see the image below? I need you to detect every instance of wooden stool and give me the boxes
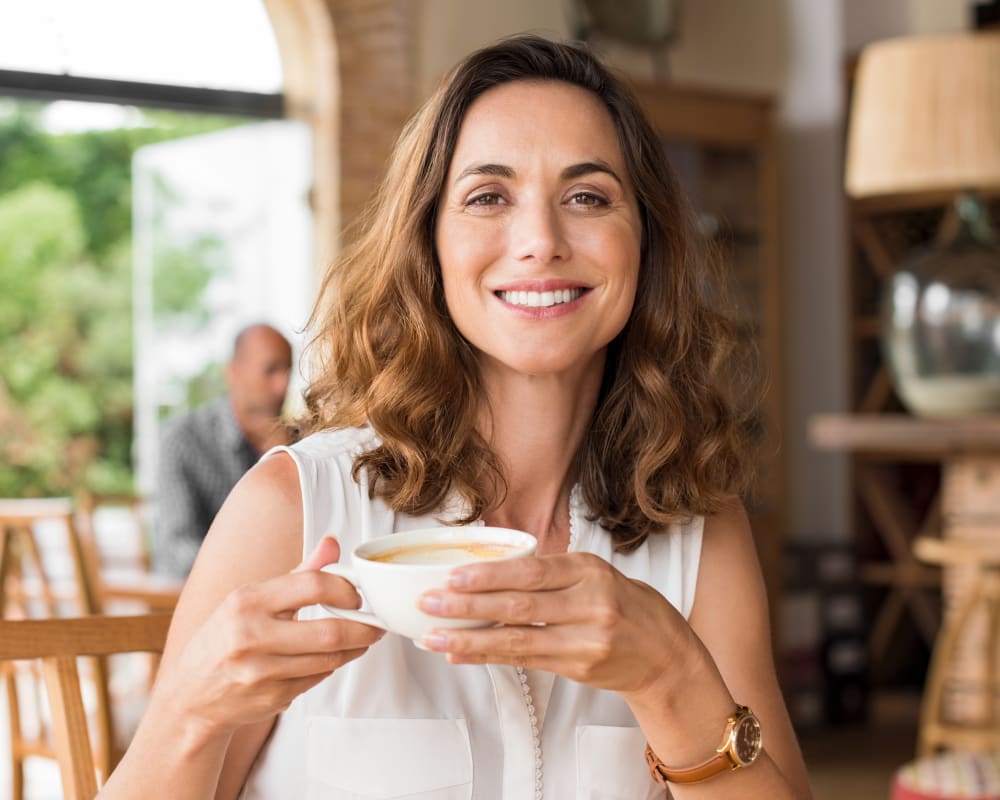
[914,536,1000,756]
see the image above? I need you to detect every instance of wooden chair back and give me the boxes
[0,498,101,618]
[0,614,171,800]
[75,491,154,574]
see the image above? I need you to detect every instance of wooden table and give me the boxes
[810,413,1000,720]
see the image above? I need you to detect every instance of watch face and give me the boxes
[733,714,763,766]
[733,714,761,767]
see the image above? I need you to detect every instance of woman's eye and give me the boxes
[466,192,504,206]
[568,191,608,207]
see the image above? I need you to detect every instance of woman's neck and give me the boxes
[477,355,603,554]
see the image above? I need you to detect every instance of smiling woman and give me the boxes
[307,39,757,548]
[436,81,641,383]
[98,34,812,800]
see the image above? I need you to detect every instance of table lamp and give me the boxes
[845,33,1000,415]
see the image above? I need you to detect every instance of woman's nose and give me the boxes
[510,201,570,264]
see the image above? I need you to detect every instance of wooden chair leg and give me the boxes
[42,656,98,800]
[5,667,24,800]
[89,655,114,782]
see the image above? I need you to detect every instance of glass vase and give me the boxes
[882,193,1000,416]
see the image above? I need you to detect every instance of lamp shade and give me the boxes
[845,33,1000,198]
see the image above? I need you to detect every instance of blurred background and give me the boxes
[2,1,999,798]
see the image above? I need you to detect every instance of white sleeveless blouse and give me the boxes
[240,427,699,799]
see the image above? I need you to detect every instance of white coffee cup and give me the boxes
[320,526,537,644]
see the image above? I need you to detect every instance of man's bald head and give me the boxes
[226,324,292,420]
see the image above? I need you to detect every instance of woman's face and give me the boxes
[435,80,642,380]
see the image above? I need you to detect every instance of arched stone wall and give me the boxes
[264,0,417,273]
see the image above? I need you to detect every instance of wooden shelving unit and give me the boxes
[795,47,1000,697]
[839,191,1000,685]
[632,83,785,633]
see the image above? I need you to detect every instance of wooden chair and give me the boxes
[0,614,171,800]
[0,498,101,617]
[75,491,154,574]
[0,499,107,800]
[74,491,182,614]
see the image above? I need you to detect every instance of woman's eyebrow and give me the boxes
[453,160,623,187]
[454,163,514,183]
[561,160,623,186]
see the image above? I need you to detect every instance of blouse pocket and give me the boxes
[576,725,666,799]
[306,717,473,800]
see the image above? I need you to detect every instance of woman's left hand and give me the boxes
[418,552,690,698]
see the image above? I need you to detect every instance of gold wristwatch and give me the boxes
[644,705,763,785]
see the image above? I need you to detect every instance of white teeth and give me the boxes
[498,288,584,308]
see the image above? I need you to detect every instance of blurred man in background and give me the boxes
[154,323,294,577]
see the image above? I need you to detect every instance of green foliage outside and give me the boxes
[0,101,247,498]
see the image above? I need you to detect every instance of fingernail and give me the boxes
[448,570,470,589]
[419,592,444,614]
[422,632,449,651]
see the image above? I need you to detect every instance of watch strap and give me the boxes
[645,744,734,785]
[644,705,760,786]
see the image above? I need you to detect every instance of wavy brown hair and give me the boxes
[302,35,760,551]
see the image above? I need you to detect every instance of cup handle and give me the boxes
[319,564,389,631]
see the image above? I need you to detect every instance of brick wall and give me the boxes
[327,0,418,235]
[267,0,418,270]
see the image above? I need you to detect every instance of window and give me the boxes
[0,2,312,499]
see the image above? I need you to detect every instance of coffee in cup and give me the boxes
[320,526,536,644]
[366,540,524,565]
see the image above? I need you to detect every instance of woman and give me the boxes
[103,35,811,799]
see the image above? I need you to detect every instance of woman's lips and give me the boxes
[492,286,592,318]
[494,287,587,309]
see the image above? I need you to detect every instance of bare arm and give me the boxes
[171,452,302,799]
[100,452,383,799]
[629,501,812,798]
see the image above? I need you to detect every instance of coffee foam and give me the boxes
[367,541,520,565]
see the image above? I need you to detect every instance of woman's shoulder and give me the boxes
[689,499,764,626]
[255,427,381,513]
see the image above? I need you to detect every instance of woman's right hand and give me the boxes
[152,536,384,740]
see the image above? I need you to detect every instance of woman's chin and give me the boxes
[479,349,605,382]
